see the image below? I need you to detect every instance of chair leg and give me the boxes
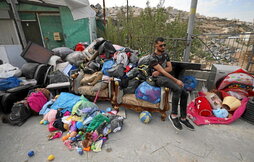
[112,105,119,111]
[161,112,167,121]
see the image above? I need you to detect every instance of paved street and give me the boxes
[1,101,254,162]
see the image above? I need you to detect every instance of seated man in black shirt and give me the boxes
[149,37,194,131]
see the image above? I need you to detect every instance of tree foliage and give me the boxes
[102,5,201,61]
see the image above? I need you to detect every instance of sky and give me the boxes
[90,0,254,22]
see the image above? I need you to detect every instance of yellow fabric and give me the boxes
[78,85,109,98]
[122,94,160,108]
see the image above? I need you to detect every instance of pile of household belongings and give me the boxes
[78,37,142,95]
[53,37,161,104]
[187,68,254,125]
[39,92,124,153]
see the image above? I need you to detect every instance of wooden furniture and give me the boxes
[73,71,113,102]
[111,80,170,121]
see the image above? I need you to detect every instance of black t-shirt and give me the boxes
[149,52,170,69]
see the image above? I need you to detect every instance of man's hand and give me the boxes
[176,79,184,88]
[152,71,161,77]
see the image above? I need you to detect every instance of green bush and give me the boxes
[102,5,201,61]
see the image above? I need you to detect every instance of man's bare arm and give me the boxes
[152,61,172,76]
[153,64,184,87]
[165,61,172,72]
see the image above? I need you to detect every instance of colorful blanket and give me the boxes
[218,69,254,98]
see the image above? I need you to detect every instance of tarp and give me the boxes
[26,0,96,20]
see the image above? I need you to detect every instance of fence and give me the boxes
[193,33,254,72]
[122,33,254,72]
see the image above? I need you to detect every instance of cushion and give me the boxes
[78,85,109,98]
[122,94,160,109]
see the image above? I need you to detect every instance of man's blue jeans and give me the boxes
[154,76,188,118]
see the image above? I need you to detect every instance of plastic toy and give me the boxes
[106,107,112,112]
[70,137,77,142]
[83,146,91,152]
[76,121,84,130]
[77,147,83,155]
[70,131,77,137]
[64,140,73,150]
[78,131,83,135]
[62,133,70,142]
[47,154,55,161]
[27,150,34,157]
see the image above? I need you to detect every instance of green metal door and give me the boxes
[38,14,65,50]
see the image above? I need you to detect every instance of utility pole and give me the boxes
[126,0,129,23]
[103,0,106,25]
[183,0,198,62]
[7,0,27,48]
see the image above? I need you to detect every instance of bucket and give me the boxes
[222,96,241,111]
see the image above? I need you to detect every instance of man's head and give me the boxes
[155,37,166,53]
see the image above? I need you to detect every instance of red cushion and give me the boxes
[195,96,213,117]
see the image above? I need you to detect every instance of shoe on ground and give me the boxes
[168,115,182,131]
[180,118,195,131]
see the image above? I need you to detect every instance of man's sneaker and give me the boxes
[168,115,182,131]
[180,119,195,131]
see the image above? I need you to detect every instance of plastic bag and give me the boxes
[8,100,32,126]
[135,81,161,104]
[52,47,74,59]
[181,75,198,91]
[101,60,114,76]
[0,63,21,78]
[48,70,69,84]
[71,95,99,117]
[65,51,85,66]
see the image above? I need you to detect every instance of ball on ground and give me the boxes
[139,111,152,124]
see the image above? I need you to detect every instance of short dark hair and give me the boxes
[155,37,165,43]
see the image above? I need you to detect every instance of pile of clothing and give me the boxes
[187,68,254,125]
[39,92,124,153]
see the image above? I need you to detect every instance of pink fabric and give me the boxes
[187,97,249,125]
[43,109,57,122]
[27,92,48,112]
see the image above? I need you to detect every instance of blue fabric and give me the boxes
[135,81,161,104]
[39,100,54,115]
[213,108,229,118]
[181,75,198,91]
[0,76,21,91]
[101,59,114,76]
[50,92,81,113]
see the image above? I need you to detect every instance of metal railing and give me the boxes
[192,33,254,72]
[114,33,254,72]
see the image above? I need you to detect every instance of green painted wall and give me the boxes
[1,2,92,49]
[38,15,65,49]
[59,7,90,48]
[19,12,36,21]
